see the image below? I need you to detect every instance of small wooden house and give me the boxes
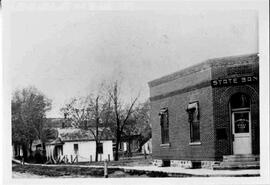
[45,128,113,163]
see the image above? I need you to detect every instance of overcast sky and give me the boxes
[6,8,258,118]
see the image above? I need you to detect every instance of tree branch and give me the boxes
[120,96,138,133]
[88,127,96,139]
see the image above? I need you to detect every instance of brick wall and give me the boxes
[150,85,215,161]
[149,54,259,163]
[211,56,259,159]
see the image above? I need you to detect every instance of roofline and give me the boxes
[45,139,113,145]
[148,53,258,88]
[62,139,113,142]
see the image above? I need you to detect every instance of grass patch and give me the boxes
[12,155,158,178]
[12,164,109,177]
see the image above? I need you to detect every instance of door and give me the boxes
[232,111,251,154]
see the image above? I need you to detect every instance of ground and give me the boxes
[12,171,47,178]
[12,154,260,178]
[12,155,152,178]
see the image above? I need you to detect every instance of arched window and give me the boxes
[230,93,250,110]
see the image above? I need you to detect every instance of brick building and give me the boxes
[148,54,259,169]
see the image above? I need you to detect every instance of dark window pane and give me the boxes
[231,93,250,109]
[160,109,169,144]
[234,112,249,133]
[74,144,78,154]
[191,122,200,142]
[187,102,200,142]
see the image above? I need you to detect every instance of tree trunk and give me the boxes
[22,144,28,161]
[42,142,46,153]
[13,143,17,157]
[114,140,119,161]
[41,142,46,163]
[128,137,132,157]
[95,96,99,162]
[114,130,120,161]
[95,140,98,162]
[138,138,144,153]
[29,141,33,158]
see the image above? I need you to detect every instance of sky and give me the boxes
[5,7,258,118]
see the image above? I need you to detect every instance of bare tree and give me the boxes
[123,100,151,153]
[108,81,139,161]
[60,93,112,162]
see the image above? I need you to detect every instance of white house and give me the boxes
[45,128,113,163]
[141,138,152,155]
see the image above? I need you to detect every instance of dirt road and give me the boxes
[12,171,47,178]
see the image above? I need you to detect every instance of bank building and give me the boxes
[148,54,259,169]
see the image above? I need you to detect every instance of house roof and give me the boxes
[46,127,114,145]
[58,128,95,141]
[58,127,114,141]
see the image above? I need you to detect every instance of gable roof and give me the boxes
[57,127,114,142]
[46,127,114,145]
[58,128,95,141]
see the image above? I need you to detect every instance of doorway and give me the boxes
[230,93,252,154]
[232,111,251,154]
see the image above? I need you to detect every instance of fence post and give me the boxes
[71,155,73,163]
[104,160,108,178]
[108,154,110,162]
[90,155,92,163]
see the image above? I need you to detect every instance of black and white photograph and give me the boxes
[1,0,269,185]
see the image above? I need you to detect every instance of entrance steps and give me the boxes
[213,154,260,170]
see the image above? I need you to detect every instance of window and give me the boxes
[159,108,169,144]
[230,93,250,109]
[230,93,250,110]
[234,112,250,133]
[97,143,103,154]
[187,102,200,143]
[74,144,78,154]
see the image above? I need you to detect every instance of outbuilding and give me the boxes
[148,54,259,169]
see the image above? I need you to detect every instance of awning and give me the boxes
[187,102,198,110]
[187,102,199,121]
[159,107,168,115]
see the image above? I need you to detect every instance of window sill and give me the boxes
[160,143,170,148]
[189,142,201,146]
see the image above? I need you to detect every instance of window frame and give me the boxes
[159,107,170,144]
[186,101,200,143]
[73,143,79,154]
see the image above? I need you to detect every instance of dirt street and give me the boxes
[12,171,47,178]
